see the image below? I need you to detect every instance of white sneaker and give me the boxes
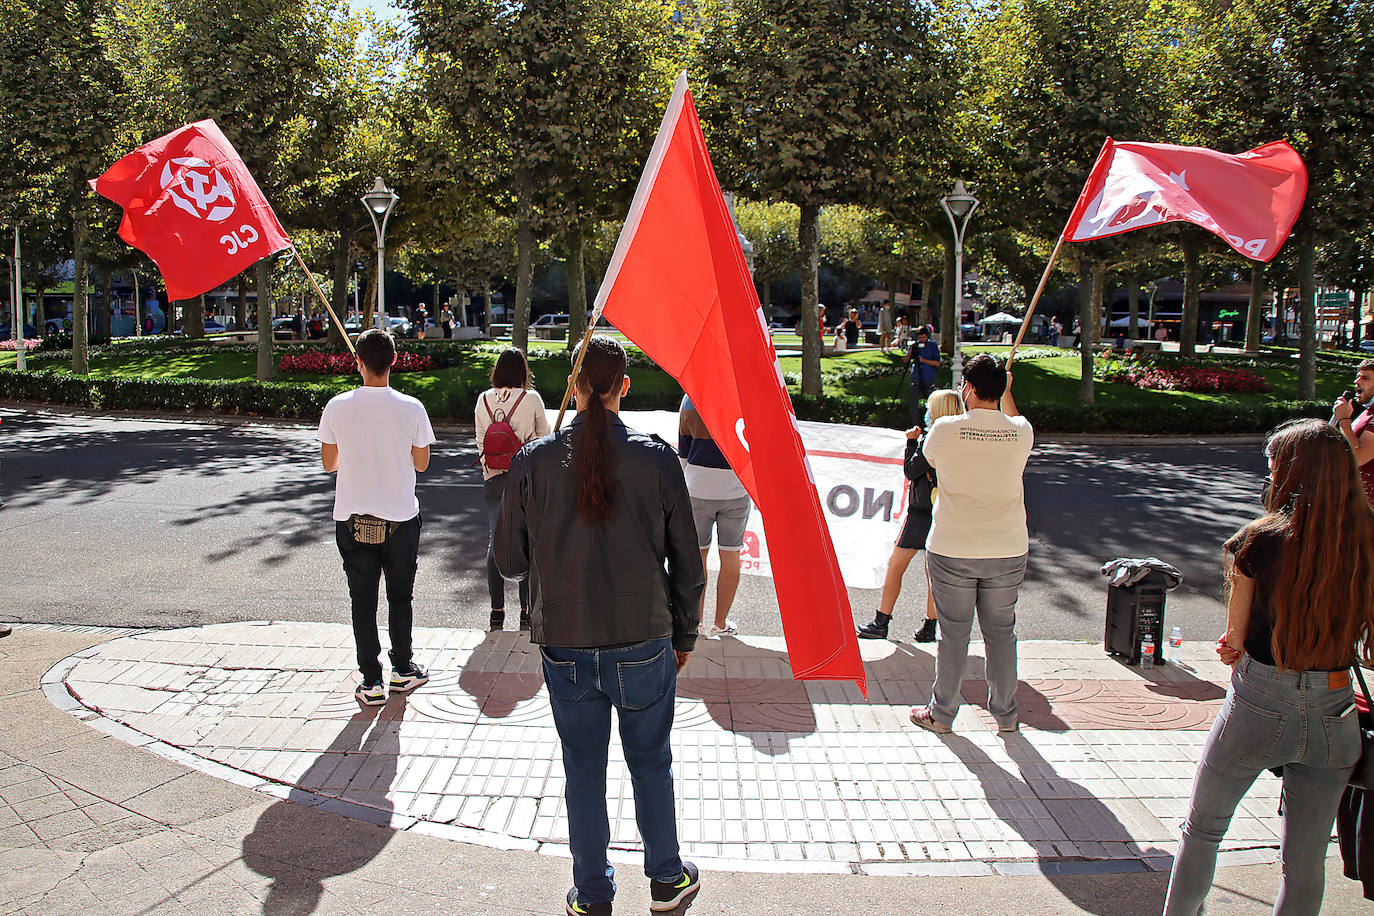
[699,619,739,639]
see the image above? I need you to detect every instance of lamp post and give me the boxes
[360,177,399,328]
[940,179,979,390]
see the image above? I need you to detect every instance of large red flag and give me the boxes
[595,73,865,693]
[90,119,291,300]
[1064,139,1307,262]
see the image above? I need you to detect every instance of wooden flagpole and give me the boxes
[554,318,599,432]
[291,247,356,355]
[1007,233,1066,366]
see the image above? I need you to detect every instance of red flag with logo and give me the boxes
[594,73,865,694]
[89,119,291,300]
[1064,139,1306,262]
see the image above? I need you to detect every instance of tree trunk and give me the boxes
[565,219,587,350]
[1126,271,1140,341]
[512,174,534,353]
[72,202,89,375]
[798,201,822,396]
[1297,227,1316,399]
[235,272,248,332]
[1090,261,1107,345]
[483,281,493,338]
[1078,258,1094,405]
[329,232,350,349]
[184,295,204,339]
[761,282,772,314]
[941,240,956,355]
[256,258,274,381]
[1180,236,1200,358]
[361,258,376,330]
[921,274,937,330]
[1245,261,1264,353]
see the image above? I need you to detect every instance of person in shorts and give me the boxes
[679,394,752,638]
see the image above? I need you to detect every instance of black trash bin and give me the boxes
[1104,572,1169,666]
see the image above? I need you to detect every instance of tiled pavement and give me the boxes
[38,621,1279,876]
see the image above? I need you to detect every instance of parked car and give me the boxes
[532,313,571,328]
[271,317,296,340]
[0,323,40,340]
[388,316,415,338]
[202,319,226,333]
[43,318,71,335]
[1358,339,1374,354]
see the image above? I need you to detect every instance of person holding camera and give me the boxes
[496,336,704,916]
[1164,419,1374,915]
[318,329,435,706]
[909,354,1032,735]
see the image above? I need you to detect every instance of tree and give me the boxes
[159,0,332,379]
[0,0,123,374]
[696,0,955,395]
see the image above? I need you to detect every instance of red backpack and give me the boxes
[479,390,529,471]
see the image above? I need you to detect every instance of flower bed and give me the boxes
[0,338,41,351]
[1097,361,1270,393]
[279,350,434,375]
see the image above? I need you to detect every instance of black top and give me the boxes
[842,318,861,348]
[495,412,705,652]
[1225,525,1354,671]
[1225,527,1282,666]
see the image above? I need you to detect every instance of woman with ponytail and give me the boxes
[494,335,705,916]
[1164,418,1374,915]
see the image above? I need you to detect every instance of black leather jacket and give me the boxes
[495,412,704,652]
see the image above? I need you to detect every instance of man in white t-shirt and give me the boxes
[318,329,437,706]
[909,353,1033,735]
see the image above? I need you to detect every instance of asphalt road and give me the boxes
[0,407,1264,646]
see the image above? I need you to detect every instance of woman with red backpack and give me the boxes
[477,348,549,631]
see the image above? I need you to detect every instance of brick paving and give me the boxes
[37,621,1280,877]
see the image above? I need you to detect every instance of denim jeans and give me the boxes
[484,475,528,611]
[1164,656,1362,915]
[541,637,683,905]
[925,552,1028,728]
[335,514,420,682]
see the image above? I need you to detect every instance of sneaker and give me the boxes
[857,614,891,640]
[354,679,386,706]
[0,623,11,639]
[699,620,738,639]
[519,609,531,631]
[489,610,505,631]
[565,887,611,916]
[389,662,429,692]
[913,618,937,643]
[650,861,700,912]
[998,718,1020,734]
[909,705,952,734]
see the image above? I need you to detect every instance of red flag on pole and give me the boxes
[1063,139,1307,262]
[594,73,865,694]
[90,119,291,300]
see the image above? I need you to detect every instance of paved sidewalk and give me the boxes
[3,624,1369,915]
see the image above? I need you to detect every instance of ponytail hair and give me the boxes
[572,336,626,524]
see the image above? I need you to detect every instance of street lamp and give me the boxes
[361,177,399,328]
[940,179,979,390]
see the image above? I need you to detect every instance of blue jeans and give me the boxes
[1164,656,1362,915]
[541,637,683,905]
[926,552,1027,728]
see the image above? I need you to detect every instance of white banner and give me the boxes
[546,409,909,589]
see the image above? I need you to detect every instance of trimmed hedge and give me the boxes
[0,368,343,418]
[0,367,1330,434]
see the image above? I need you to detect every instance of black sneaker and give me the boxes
[389,661,429,692]
[650,861,699,912]
[490,610,505,631]
[519,609,531,631]
[857,614,890,640]
[0,623,13,638]
[913,618,937,643]
[565,887,611,915]
[354,679,386,706]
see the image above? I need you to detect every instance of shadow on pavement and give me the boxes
[945,729,1170,916]
[242,699,403,915]
[458,628,544,718]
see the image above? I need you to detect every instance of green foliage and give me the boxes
[0,368,341,417]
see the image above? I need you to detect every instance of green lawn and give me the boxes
[3,341,1353,421]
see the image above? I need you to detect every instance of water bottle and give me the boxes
[1141,633,1156,670]
[1169,626,1183,656]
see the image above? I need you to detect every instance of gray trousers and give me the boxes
[926,552,1028,728]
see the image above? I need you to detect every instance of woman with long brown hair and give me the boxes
[494,336,705,916]
[1164,418,1374,915]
